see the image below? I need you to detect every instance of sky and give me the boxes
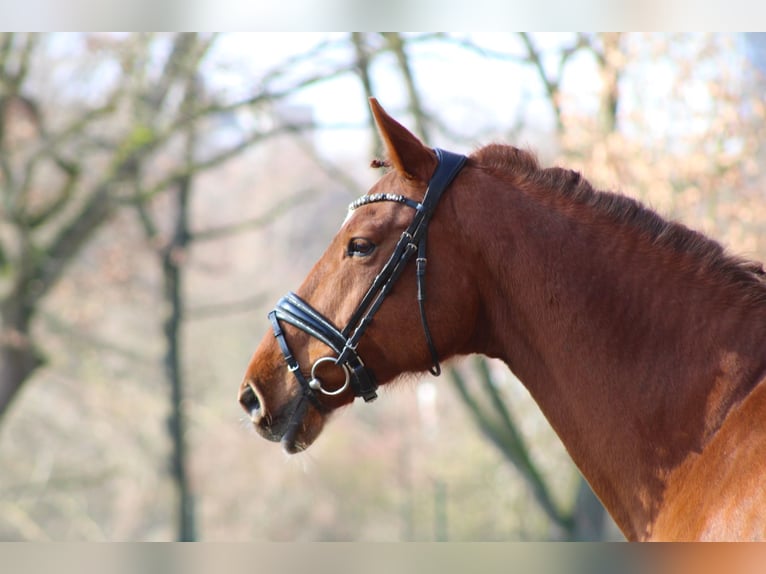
[201,33,580,162]
[199,33,758,166]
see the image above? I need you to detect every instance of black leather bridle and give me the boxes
[268,148,467,412]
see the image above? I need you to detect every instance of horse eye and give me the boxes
[347,237,376,257]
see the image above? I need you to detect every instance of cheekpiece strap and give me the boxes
[268,146,467,409]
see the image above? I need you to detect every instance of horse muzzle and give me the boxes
[238,378,323,453]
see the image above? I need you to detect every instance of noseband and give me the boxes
[269,148,467,410]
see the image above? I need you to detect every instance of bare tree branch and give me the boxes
[292,133,368,197]
[191,187,315,242]
[39,310,157,369]
[257,35,349,88]
[20,162,80,229]
[186,294,268,320]
[0,34,14,78]
[518,33,564,134]
[351,33,380,157]
[21,96,119,175]
[448,360,574,534]
[384,33,430,141]
[430,33,529,63]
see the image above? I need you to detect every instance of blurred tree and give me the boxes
[0,34,203,421]
[0,32,337,424]
[0,33,221,539]
[449,359,607,540]
[131,60,206,541]
[116,34,380,541]
[0,32,348,540]
[0,34,141,419]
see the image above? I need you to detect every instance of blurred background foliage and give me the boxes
[0,32,764,541]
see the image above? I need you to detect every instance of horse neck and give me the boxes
[457,174,766,539]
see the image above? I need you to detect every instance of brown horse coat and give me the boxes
[240,99,766,541]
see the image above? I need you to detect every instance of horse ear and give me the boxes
[369,98,436,181]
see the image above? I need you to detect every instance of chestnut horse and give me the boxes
[239,99,766,541]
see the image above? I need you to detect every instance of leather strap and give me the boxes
[268,147,467,408]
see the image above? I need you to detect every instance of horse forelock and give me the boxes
[471,143,766,306]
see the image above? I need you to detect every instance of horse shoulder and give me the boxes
[650,377,766,541]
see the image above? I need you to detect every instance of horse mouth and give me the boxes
[280,396,312,454]
[242,389,322,454]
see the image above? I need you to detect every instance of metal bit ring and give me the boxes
[308,356,351,396]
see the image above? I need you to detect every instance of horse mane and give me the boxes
[471,143,766,305]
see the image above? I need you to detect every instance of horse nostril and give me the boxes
[239,383,261,418]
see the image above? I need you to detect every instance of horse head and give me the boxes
[238,99,481,453]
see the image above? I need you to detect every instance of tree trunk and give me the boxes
[570,477,608,540]
[0,295,43,420]
[161,173,196,541]
[597,33,622,134]
[0,334,42,420]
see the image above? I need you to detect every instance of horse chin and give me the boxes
[281,430,310,455]
[278,396,325,455]
[280,422,323,455]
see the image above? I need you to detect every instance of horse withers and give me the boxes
[239,98,766,541]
